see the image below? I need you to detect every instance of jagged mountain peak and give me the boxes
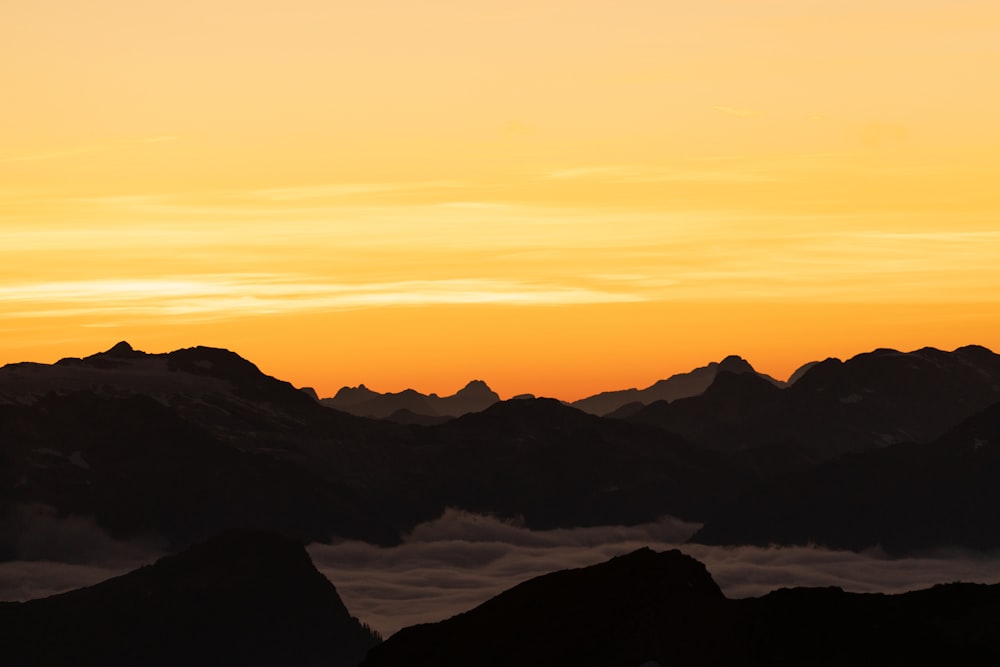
[323,379,499,419]
[103,340,137,356]
[717,354,755,373]
[458,379,493,394]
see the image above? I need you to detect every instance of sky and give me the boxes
[3,0,1000,400]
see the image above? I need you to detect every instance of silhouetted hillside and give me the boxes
[406,398,749,529]
[363,548,1000,666]
[572,355,783,416]
[691,399,1000,553]
[0,531,379,666]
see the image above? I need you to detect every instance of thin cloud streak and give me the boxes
[0,276,644,320]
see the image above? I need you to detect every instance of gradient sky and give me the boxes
[3,0,1000,400]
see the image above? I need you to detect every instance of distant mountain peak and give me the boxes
[573,354,775,416]
[718,354,754,373]
[94,341,145,360]
[324,379,499,419]
[458,379,493,394]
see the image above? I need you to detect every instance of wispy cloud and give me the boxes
[0,275,644,321]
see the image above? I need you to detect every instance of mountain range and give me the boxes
[322,380,499,421]
[620,345,1000,456]
[3,341,1000,557]
[320,353,788,420]
[5,340,1000,663]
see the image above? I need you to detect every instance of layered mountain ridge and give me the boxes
[322,379,500,419]
[3,341,1000,557]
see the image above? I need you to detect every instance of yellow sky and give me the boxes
[3,0,1000,400]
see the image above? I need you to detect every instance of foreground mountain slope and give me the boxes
[363,548,1000,666]
[0,530,379,667]
[690,399,1000,553]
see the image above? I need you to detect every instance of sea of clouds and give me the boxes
[308,509,1000,637]
[2,507,998,638]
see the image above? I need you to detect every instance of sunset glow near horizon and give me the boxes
[3,1,1000,400]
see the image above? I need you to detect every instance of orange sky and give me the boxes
[3,0,1000,400]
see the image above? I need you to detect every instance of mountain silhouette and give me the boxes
[405,398,748,529]
[0,530,379,666]
[571,355,784,416]
[0,345,746,557]
[5,342,1000,558]
[322,379,499,419]
[690,398,1000,553]
[0,343,410,550]
[624,345,1000,458]
[363,547,1000,666]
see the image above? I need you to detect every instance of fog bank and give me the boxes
[309,510,1000,637]
[2,508,998,640]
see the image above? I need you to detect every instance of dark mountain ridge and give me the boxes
[690,397,1000,553]
[625,345,1000,457]
[364,547,1000,666]
[4,341,1000,558]
[0,344,752,558]
[0,530,379,666]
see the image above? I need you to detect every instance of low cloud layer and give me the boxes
[2,508,998,640]
[0,503,165,601]
[308,509,1000,637]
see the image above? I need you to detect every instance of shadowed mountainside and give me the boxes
[406,397,748,530]
[363,547,1000,666]
[0,530,379,667]
[690,398,1000,553]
